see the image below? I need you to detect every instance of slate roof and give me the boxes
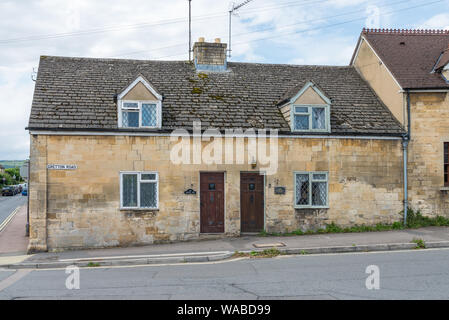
[277,79,330,106]
[28,55,404,136]
[355,28,449,89]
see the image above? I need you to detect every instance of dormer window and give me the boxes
[293,105,329,131]
[278,80,331,133]
[117,75,162,129]
[121,101,159,128]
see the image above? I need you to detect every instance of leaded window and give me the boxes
[445,143,449,186]
[292,105,329,132]
[294,172,328,208]
[120,101,160,128]
[121,172,158,209]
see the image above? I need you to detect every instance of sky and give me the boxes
[0,0,448,160]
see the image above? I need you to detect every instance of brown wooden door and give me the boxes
[241,172,264,233]
[200,173,225,233]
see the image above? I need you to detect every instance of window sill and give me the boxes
[120,208,159,211]
[294,206,329,210]
[440,187,449,192]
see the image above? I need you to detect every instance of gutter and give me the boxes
[27,129,404,140]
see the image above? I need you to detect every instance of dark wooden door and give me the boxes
[241,172,264,232]
[200,173,225,233]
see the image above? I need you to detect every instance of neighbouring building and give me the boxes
[27,36,411,252]
[351,28,449,217]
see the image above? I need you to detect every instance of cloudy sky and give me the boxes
[0,0,448,160]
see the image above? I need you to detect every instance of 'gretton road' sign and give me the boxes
[47,164,77,170]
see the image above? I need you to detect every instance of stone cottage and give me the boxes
[351,28,449,218]
[27,36,408,252]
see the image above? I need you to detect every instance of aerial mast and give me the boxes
[228,0,254,58]
[188,0,192,61]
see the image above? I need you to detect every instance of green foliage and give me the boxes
[87,262,100,267]
[0,160,25,169]
[250,248,281,258]
[234,248,282,258]
[405,208,449,228]
[0,167,23,187]
[258,208,449,238]
[411,238,426,249]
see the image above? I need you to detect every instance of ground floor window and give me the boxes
[120,172,158,209]
[445,143,449,186]
[294,172,328,208]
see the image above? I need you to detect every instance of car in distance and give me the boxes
[2,186,15,196]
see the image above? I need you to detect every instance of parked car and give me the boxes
[2,186,15,196]
[22,188,27,196]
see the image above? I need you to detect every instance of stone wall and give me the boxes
[408,92,449,216]
[28,135,404,251]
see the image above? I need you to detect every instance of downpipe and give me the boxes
[402,136,409,226]
[403,90,411,226]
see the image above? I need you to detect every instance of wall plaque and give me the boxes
[47,164,77,170]
[184,189,197,195]
[274,187,286,195]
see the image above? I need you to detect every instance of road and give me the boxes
[1,248,449,300]
[0,194,27,226]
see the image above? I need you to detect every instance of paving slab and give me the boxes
[5,226,446,268]
[0,205,28,255]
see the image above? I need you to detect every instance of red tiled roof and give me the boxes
[354,28,449,89]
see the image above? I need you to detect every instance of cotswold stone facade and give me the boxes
[28,36,408,252]
[29,134,403,251]
[408,93,449,216]
[352,28,449,219]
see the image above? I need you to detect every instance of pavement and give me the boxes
[1,224,449,269]
[0,204,29,266]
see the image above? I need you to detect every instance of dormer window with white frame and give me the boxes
[279,81,331,133]
[117,76,162,129]
[292,104,329,132]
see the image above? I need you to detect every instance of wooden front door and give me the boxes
[200,172,225,233]
[240,172,264,233]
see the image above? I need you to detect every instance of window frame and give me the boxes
[445,143,449,187]
[120,171,159,210]
[119,100,161,129]
[294,171,329,209]
[291,104,330,133]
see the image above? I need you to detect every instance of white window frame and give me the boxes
[117,76,163,129]
[119,100,161,129]
[294,171,329,209]
[291,104,330,133]
[120,171,159,210]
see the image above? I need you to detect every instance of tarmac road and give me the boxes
[0,194,26,227]
[1,248,449,300]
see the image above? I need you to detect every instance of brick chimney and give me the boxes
[193,38,227,71]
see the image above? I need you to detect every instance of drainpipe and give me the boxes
[403,90,411,226]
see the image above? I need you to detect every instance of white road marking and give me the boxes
[0,206,20,233]
[0,269,32,292]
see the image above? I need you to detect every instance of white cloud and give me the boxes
[0,0,439,159]
[418,13,449,30]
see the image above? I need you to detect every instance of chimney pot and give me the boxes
[193,38,227,72]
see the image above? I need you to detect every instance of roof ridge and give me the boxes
[362,28,449,35]
[228,61,352,68]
